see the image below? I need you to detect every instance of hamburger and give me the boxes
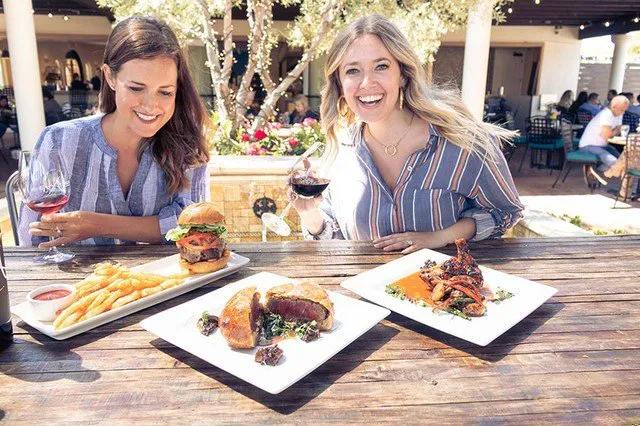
[165,202,230,274]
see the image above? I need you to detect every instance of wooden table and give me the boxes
[609,136,628,146]
[2,237,640,424]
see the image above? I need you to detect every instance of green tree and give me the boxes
[98,0,512,138]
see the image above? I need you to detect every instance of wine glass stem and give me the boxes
[279,201,293,219]
[47,237,59,255]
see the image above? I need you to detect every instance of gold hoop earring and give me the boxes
[399,88,404,110]
[337,96,350,118]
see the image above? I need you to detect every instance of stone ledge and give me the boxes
[209,155,318,176]
[519,208,592,237]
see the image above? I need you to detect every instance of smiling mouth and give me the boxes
[357,94,384,107]
[134,111,160,123]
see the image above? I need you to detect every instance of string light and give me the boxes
[48,12,53,18]
[604,21,610,27]
[579,24,585,30]
[63,15,69,21]
[507,7,513,14]
[534,0,540,4]
[634,17,640,23]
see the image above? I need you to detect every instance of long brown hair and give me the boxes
[99,15,209,194]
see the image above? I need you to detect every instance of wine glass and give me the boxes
[19,150,75,264]
[261,142,328,236]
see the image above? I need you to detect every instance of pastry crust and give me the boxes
[265,282,334,330]
[219,286,262,349]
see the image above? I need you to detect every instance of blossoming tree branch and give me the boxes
[98,0,512,151]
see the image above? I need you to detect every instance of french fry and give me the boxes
[86,290,110,312]
[81,290,122,320]
[58,311,83,329]
[111,290,142,310]
[53,291,101,329]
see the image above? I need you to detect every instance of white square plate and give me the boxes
[140,272,390,394]
[341,249,557,346]
[11,252,250,340]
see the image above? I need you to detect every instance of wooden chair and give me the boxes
[552,121,599,190]
[614,133,640,208]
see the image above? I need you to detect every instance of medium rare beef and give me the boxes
[266,298,328,323]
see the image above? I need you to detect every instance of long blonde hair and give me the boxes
[320,14,516,163]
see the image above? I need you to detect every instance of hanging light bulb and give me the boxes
[604,21,610,27]
[48,12,53,18]
[63,15,69,21]
[507,7,513,14]
[579,24,585,30]
[634,17,640,23]
[534,0,540,4]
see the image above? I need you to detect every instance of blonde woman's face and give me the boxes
[338,34,403,124]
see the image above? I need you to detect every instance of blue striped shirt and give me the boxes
[305,123,523,241]
[18,115,209,246]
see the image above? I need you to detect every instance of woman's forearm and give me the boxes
[299,209,326,235]
[434,218,476,247]
[95,213,164,244]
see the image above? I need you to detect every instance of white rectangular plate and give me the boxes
[11,252,250,340]
[140,272,390,394]
[341,249,557,346]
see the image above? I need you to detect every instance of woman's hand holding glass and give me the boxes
[29,211,103,248]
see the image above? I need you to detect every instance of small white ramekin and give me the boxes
[27,284,77,322]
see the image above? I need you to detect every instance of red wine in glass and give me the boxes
[291,177,330,198]
[26,194,69,215]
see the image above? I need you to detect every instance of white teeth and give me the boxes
[358,95,383,103]
[135,111,157,121]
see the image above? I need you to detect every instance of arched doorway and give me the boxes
[64,50,83,89]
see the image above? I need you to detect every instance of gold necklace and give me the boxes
[367,113,415,156]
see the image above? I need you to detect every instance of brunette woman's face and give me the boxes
[104,57,177,139]
[338,34,403,124]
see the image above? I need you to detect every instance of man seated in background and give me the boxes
[602,89,617,108]
[70,73,88,91]
[578,92,601,116]
[42,88,64,125]
[623,92,640,116]
[578,95,629,185]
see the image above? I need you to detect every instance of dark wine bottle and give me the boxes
[0,234,13,350]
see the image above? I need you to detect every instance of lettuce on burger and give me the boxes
[166,202,231,273]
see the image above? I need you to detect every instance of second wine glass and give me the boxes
[19,150,75,264]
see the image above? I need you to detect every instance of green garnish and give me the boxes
[494,288,514,304]
[201,311,212,321]
[443,307,471,321]
[165,223,228,241]
[262,313,319,341]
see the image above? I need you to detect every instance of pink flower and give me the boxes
[287,137,300,148]
[259,147,268,155]
[254,129,268,141]
[302,117,317,127]
[241,133,251,142]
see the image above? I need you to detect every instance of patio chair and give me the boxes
[70,90,88,113]
[622,111,639,132]
[614,133,640,208]
[552,121,599,190]
[576,110,594,127]
[5,170,20,245]
[522,116,563,171]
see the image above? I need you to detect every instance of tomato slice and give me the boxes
[177,231,220,251]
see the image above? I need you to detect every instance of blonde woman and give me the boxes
[291,14,523,253]
[557,90,574,113]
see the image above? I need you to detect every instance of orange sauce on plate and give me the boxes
[389,271,435,306]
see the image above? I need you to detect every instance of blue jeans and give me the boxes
[579,145,620,171]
